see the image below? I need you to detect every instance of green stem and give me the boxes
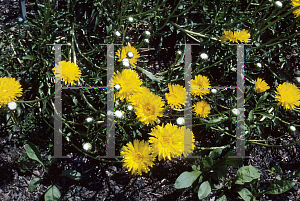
[79,90,98,112]
[16,94,55,103]
[249,139,300,148]
[259,5,300,34]
[244,0,254,12]
[155,0,183,33]
[171,22,219,41]
[42,117,121,163]
[245,91,254,103]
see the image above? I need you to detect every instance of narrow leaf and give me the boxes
[136,66,163,82]
[257,92,268,106]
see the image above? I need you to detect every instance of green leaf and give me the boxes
[248,110,254,123]
[255,112,273,120]
[44,184,61,201]
[22,55,34,60]
[202,158,213,171]
[216,194,227,201]
[224,151,243,168]
[265,180,295,195]
[28,178,41,192]
[174,171,201,189]
[235,165,261,185]
[59,169,81,181]
[273,163,283,175]
[256,92,269,106]
[136,66,163,82]
[237,188,254,201]
[25,142,44,167]
[216,165,227,183]
[209,148,223,160]
[198,181,211,199]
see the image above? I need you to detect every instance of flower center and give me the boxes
[170,93,177,99]
[162,137,171,147]
[144,104,155,115]
[127,51,134,58]
[281,91,293,102]
[134,152,143,163]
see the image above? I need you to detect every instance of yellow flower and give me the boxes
[220,30,236,43]
[0,77,23,108]
[149,123,184,161]
[275,82,300,110]
[52,61,81,86]
[129,86,150,104]
[290,0,300,17]
[133,92,165,126]
[165,84,187,109]
[220,29,251,44]
[120,139,155,176]
[179,126,195,157]
[191,75,211,97]
[116,46,140,67]
[114,69,143,101]
[234,29,251,43]
[193,100,211,118]
[255,78,270,93]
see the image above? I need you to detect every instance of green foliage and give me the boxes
[175,149,296,200]
[234,165,261,185]
[44,184,61,201]
[1,0,300,199]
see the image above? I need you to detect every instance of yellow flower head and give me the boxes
[149,123,184,161]
[179,126,195,157]
[191,75,211,97]
[290,0,300,17]
[220,30,236,43]
[116,46,140,67]
[165,84,187,109]
[129,86,150,105]
[120,139,155,176]
[0,77,23,108]
[114,69,143,101]
[133,92,165,126]
[193,100,211,118]
[275,82,300,110]
[52,61,81,86]
[220,29,251,44]
[234,29,251,43]
[255,78,270,93]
